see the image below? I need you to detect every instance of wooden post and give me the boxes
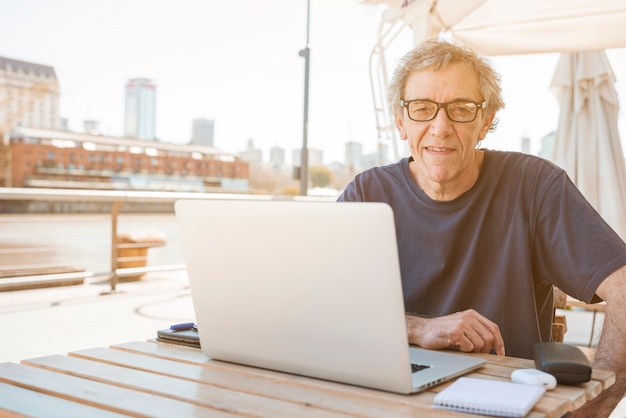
[109,200,122,292]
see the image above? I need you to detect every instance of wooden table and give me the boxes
[0,340,615,417]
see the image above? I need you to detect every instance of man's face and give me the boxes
[395,62,494,191]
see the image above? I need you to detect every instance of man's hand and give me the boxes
[406,309,505,356]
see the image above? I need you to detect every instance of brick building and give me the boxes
[3,127,249,193]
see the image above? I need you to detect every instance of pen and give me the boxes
[170,322,195,331]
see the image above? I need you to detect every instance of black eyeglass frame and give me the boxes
[400,99,487,123]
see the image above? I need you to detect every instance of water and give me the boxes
[0,213,184,275]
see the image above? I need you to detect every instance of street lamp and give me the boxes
[298,0,311,196]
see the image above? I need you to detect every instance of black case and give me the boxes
[533,342,591,384]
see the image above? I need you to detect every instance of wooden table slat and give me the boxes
[130,340,613,417]
[23,353,351,418]
[110,341,567,418]
[0,362,232,418]
[71,346,448,418]
[0,381,127,418]
[591,368,617,389]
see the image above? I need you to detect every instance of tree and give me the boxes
[309,165,334,188]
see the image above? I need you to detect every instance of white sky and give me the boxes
[2,0,626,164]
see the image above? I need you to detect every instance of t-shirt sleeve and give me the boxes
[337,180,358,202]
[532,170,626,303]
[337,172,369,202]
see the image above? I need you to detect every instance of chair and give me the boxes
[565,297,605,347]
[552,287,599,362]
[552,287,568,342]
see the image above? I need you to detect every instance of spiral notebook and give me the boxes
[433,377,545,417]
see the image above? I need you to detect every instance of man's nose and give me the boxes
[428,107,454,136]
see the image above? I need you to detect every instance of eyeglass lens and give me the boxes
[407,101,479,122]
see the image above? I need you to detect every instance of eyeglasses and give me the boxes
[400,99,486,123]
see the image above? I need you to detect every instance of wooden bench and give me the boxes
[0,265,93,292]
[115,233,167,281]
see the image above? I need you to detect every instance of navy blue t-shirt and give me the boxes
[338,150,626,359]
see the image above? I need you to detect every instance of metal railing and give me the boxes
[0,187,334,292]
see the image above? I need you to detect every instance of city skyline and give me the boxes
[2,1,626,164]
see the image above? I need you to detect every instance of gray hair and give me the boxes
[388,39,505,132]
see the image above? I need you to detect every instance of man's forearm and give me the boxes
[567,307,626,416]
[570,266,626,417]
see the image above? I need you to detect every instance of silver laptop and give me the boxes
[175,199,486,394]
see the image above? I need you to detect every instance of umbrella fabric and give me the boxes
[367,0,626,55]
[551,51,626,240]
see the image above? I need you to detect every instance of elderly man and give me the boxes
[338,39,626,417]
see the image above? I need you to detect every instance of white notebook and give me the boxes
[432,377,545,417]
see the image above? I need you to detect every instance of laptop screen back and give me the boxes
[175,199,416,393]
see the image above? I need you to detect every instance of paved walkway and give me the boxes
[1,271,625,417]
[0,270,194,364]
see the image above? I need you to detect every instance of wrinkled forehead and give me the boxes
[404,62,482,101]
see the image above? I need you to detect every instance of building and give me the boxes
[239,138,263,164]
[373,141,390,166]
[521,135,531,154]
[83,120,100,135]
[292,148,323,167]
[538,131,555,160]
[3,127,250,193]
[1,56,61,186]
[344,141,363,171]
[190,118,214,147]
[269,145,285,168]
[124,78,156,140]
[0,56,60,136]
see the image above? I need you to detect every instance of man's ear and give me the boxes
[395,114,408,140]
[479,113,495,139]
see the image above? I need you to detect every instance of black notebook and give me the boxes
[156,328,201,348]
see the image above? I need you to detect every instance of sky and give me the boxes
[2,0,626,164]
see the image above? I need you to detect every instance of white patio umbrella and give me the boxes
[550,51,626,240]
[366,0,626,55]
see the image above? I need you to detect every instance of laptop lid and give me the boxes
[175,199,485,394]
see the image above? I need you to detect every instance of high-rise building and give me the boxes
[270,145,285,168]
[240,138,263,164]
[124,78,156,140]
[0,56,60,136]
[521,135,531,154]
[0,56,60,185]
[190,118,214,147]
[293,148,323,167]
[345,141,363,170]
[538,131,555,160]
[83,120,100,134]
